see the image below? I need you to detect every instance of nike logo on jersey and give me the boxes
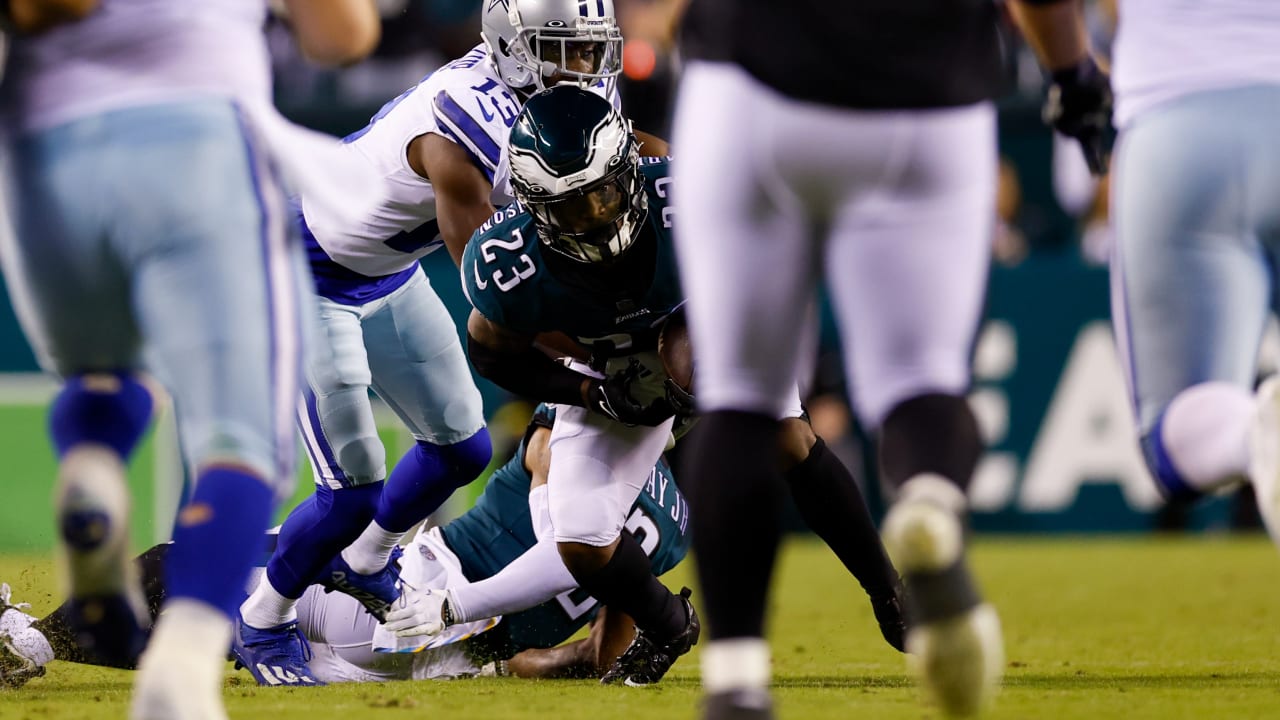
[473,264,489,290]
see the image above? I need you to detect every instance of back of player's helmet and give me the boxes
[481,0,623,91]
[508,85,647,265]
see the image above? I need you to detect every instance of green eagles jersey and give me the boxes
[442,404,690,657]
[462,157,681,359]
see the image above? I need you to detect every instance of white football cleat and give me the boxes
[883,474,1003,717]
[1248,375,1280,547]
[130,600,233,720]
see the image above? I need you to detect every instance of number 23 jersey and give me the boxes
[461,157,681,357]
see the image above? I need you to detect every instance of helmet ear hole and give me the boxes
[498,37,510,55]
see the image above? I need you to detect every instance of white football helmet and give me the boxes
[481,0,623,91]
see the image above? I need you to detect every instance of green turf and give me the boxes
[4,535,1280,719]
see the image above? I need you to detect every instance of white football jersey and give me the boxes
[300,44,619,279]
[1113,0,1280,128]
[1,0,271,134]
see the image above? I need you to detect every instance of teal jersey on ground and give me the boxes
[442,404,691,657]
[461,157,682,357]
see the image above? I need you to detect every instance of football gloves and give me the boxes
[1044,56,1113,176]
[384,587,452,637]
[664,377,695,419]
[584,364,676,427]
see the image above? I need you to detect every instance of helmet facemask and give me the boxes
[518,147,647,265]
[512,18,623,90]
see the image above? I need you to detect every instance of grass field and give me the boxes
[3,534,1280,719]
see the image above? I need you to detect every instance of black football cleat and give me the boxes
[871,580,909,653]
[600,586,700,686]
[702,689,776,720]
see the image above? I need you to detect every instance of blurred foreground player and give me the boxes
[1014,1,1280,544]
[0,0,378,717]
[393,87,904,687]
[670,0,1007,717]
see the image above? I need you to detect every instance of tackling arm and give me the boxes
[1006,0,1092,71]
[280,0,380,67]
[410,133,497,265]
[3,0,97,34]
[506,607,637,679]
[634,130,670,158]
[1008,0,1112,175]
[466,310,594,406]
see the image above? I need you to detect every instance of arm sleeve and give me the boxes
[528,484,554,542]
[447,537,578,622]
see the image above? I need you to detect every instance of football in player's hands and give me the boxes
[658,308,693,394]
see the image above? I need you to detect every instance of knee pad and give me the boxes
[50,372,154,460]
[333,433,387,486]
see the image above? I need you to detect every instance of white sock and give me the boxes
[341,520,402,575]
[239,578,297,629]
[701,638,772,694]
[132,599,231,720]
[9,626,54,667]
[1161,382,1253,492]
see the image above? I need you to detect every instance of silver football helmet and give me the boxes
[481,0,623,91]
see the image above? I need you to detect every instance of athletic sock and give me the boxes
[572,532,686,640]
[373,431,492,535]
[879,393,982,493]
[701,637,772,694]
[1143,381,1253,499]
[341,520,403,575]
[49,373,153,460]
[784,436,896,598]
[166,468,275,619]
[256,481,382,610]
[684,410,784,640]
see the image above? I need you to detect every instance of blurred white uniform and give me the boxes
[1108,1,1280,498]
[294,45,619,488]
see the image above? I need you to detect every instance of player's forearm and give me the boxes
[280,0,380,67]
[4,0,97,34]
[467,334,592,407]
[447,537,578,622]
[507,640,597,679]
[634,130,669,158]
[1008,0,1092,71]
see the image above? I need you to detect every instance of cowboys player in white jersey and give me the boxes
[1014,2,1280,545]
[0,0,378,718]
[233,0,674,686]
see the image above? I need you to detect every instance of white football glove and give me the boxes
[384,586,451,637]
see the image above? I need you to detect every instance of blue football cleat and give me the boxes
[230,615,324,687]
[315,546,403,622]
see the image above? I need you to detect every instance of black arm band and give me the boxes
[467,332,590,407]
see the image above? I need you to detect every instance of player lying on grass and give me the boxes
[0,405,688,687]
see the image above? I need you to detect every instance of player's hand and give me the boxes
[384,587,450,637]
[584,372,676,427]
[1043,55,1113,176]
[664,377,695,419]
